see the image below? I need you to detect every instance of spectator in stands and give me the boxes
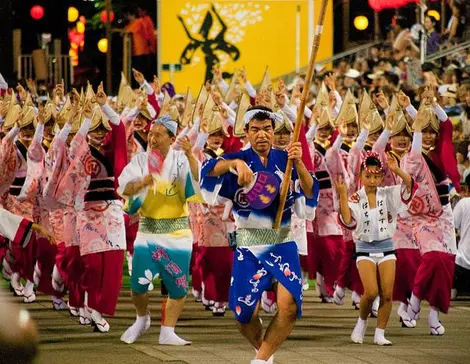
[124,6,153,84]
[137,7,157,75]
[424,15,441,56]
[446,0,467,43]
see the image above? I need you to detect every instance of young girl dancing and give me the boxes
[335,149,416,345]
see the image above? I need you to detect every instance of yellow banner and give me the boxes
[159,0,333,93]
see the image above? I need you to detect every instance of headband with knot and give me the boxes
[153,115,178,136]
[362,150,383,174]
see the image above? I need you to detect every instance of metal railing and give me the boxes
[425,39,470,63]
[17,55,74,88]
[273,40,382,81]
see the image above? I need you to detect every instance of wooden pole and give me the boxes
[105,0,112,94]
[342,0,349,50]
[441,0,446,35]
[374,11,380,41]
[273,0,329,229]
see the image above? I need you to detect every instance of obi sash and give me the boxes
[85,146,118,202]
[9,141,28,196]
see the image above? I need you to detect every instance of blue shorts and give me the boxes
[131,232,192,299]
[229,241,303,324]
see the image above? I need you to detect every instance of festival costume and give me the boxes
[57,104,127,331]
[305,92,344,300]
[326,91,364,305]
[200,146,319,324]
[45,121,87,314]
[118,130,201,344]
[372,100,421,326]
[195,126,234,315]
[18,122,66,306]
[402,103,459,335]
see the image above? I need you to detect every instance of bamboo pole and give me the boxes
[273,0,329,229]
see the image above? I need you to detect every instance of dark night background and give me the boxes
[0,0,444,91]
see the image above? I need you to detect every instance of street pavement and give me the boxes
[3,287,470,364]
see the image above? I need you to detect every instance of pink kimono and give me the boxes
[325,137,363,296]
[59,108,127,316]
[402,122,457,313]
[196,148,233,304]
[18,124,64,297]
[3,138,36,283]
[0,127,19,269]
[306,141,344,298]
[372,131,421,304]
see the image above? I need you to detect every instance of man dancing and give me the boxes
[200,106,319,364]
[118,115,201,345]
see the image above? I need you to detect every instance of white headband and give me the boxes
[244,109,283,125]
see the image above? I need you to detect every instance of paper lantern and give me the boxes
[30,5,44,20]
[98,38,108,53]
[369,0,419,12]
[354,16,369,31]
[68,7,79,23]
[79,16,86,24]
[100,10,115,23]
[76,21,85,34]
[427,10,440,21]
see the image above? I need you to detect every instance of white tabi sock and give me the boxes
[398,302,416,328]
[351,317,367,344]
[255,349,274,364]
[23,280,36,303]
[371,296,380,317]
[407,294,421,320]
[351,291,361,305]
[374,328,392,346]
[159,325,191,346]
[428,308,445,335]
[121,313,151,344]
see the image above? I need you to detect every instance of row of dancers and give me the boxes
[0,67,460,354]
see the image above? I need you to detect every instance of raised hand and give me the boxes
[329,91,337,110]
[132,68,145,85]
[152,75,161,94]
[324,73,337,91]
[275,90,286,108]
[95,82,107,106]
[83,101,93,119]
[212,91,223,106]
[376,90,389,110]
[212,67,222,83]
[386,152,399,172]
[176,136,192,156]
[337,117,348,137]
[333,176,347,196]
[397,90,411,108]
[239,67,247,83]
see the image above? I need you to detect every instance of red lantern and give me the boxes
[30,5,45,20]
[100,10,115,23]
[369,0,419,11]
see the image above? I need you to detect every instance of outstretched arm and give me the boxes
[212,4,227,34]
[178,16,197,41]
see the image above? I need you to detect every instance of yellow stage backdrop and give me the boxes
[158,0,333,93]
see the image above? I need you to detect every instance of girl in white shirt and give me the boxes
[335,151,415,346]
